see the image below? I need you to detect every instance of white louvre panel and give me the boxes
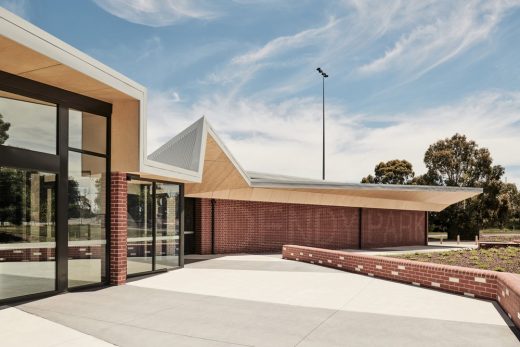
[148,118,204,171]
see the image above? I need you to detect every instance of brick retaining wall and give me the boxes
[282,245,520,329]
[497,273,520,328]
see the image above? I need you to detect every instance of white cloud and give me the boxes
[232,17,339,65]
[201,0,520,100]
[146,89,520,185]
[357,1,519,79]
[92,0,220,27]
[102,0,520,186]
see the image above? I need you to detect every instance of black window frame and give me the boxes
[126,174,185,278]
[0,70,112,304]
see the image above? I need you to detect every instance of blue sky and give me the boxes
[3,0,520,183]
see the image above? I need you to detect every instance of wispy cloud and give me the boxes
[232,17,339,65]
[357,1,520,80]
[201,0,520,100]
[147,89,520,184]
[88,0,520,184]
[92,0,220,27]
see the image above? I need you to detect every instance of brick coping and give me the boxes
[282,244,520,329]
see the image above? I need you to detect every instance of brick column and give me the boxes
[110,172,127,285]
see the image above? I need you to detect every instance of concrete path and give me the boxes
[6,254,520,346]
[0,306,115,346]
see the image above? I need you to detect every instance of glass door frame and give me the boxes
[126,174,185,278]
[0,71,112,304]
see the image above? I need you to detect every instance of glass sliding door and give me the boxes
[0,91,58,301]
[127,180,153,275]
[155,183,180,269]
[67,152,107,287]
[127,179,182,276]
[0,71,111,302]
[67,110,108,288]
[0,168,56,300]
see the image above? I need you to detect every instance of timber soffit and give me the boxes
[0,7,146,98]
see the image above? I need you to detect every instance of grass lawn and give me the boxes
[388,247,520,274]
[479,233,520,242]
[480,228,520,234]
[427,229,520,242]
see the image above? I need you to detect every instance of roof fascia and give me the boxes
[250,180,483,194]
[0,7,145,99]
[141,157,202,182]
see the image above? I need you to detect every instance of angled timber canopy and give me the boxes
[146,117,482,212]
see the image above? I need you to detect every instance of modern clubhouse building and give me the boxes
[0,8,482,303]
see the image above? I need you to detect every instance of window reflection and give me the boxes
[127,180,153,275]
[155,183,180,270]
[0,91,56,154]
[69,109,107,154]
[0,167,56,300]
[67,151,106,287]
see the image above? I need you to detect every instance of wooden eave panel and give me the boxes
[0,35,134,103]
[183,120,479,212]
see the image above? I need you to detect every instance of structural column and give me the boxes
[110,172,128,285]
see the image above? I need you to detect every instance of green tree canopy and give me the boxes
[417,134,507,238]
[360,133,519,238]
[0,112,11,145]
[361,159,415,185]
[421,133,497,187]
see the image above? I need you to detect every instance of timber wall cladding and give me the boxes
[283,245,520,330]
[194,199,426,254]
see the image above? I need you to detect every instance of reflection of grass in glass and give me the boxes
[0,225,55,242]
[0,224,106,242]
[127,226,152,238]
[68,224,103,240]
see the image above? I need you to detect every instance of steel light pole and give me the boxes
[316,67,328,180]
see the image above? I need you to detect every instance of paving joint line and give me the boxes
[116,320,253,347]
[11,307,117,347]
[293,275,375,346]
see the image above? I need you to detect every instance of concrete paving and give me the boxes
[0,306,115,346]
[4,254,519,346]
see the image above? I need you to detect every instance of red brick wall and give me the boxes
[283,245,497,299]
[282,245,520,329]
[194,199,425,254]
[195,199,360,254]
[497,273,520,328]
[362,209,426,248]
[110,172,127,285]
